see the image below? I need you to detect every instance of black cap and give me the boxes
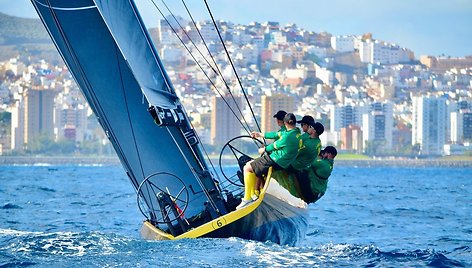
[309,121,324,135]
[273,110,287,120]
[321,146,337,157]
[297,115,315,125]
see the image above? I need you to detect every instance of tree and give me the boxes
[364,140,385,156]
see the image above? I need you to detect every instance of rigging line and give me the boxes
[148,0,250,135]
[160,0,247,180]
[43,0,140,190]
[180,0,253,133]
[203,0,262,134]
[179,0,225,84]
[164,0,251,131]
[148,0,252,135]
[165,127,220,213]
[159,0,217,78]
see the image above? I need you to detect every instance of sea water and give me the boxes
[0,164,471,267]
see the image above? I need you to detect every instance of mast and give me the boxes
[31,0,228,231]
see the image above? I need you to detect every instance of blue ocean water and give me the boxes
[0,164,471,267]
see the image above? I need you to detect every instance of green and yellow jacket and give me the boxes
[272,157,334,203]
[264,125,287,141]
[290,133,321,171]
[306,158,334,195]
[265,127,301,168]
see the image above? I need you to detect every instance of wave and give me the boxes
[0,229,133,256]
[237,241,468,267]
[1,203,22,210]
[0,230,468,267]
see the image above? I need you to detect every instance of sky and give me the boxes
[1,0,472,57]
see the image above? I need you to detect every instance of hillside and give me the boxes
[0,12,160,63]
[0,12,50,45]
[0,12,60,62]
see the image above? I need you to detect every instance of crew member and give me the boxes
[237,113,301,209]
[297,146,337,203]
[273,110,287,133]
[289,116,324,172]
[250,110,289,196]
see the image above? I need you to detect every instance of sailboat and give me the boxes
[31,0,309,245]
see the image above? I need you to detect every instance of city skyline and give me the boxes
[1,1,471,157]
[2,0,472,58]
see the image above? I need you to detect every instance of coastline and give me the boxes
[0,156,471,168]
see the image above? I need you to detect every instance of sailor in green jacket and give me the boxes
[297,146,337,203]
[273,110,287,133]
[237,113,301,209]
[249,110,288,197]
[251,110,287,141]
[289,116,324,171]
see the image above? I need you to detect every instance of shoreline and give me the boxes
[0,156,471,168]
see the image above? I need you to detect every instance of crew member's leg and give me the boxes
[236,155,274,209]
[242,161,257,201]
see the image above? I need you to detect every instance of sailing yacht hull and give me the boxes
[141,179,309,246]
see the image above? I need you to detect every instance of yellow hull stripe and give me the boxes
[141,167,273,240]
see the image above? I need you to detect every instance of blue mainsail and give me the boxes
[31,0,227,230]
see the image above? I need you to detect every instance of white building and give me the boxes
[5,58,26,76]
[359,40,412,64]
[197,21,219,43]
[158,17,184,45]
[315,67,335,86]
[305,45,328,58]
[451,110,472,143]
[270,31,287,45]
[10,99,25,151]
[329,103,369,133]
[330,35,356,52]
[231,29,252,46]
[362,101,394,150]
[251,36,265,51]
[412,95,447,155]
[234,44,259,66]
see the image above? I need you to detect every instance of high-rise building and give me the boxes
[210,95,242,146]
[10,99,25,151]
[362,101,394,151]
[451,110,472,143]
[55,105,88,143]
[340,125,363,153]
[465,113,472,142]
[24,87,56,147]
[261,94,294,133]
[329,103,368,133]
[158,16,185,46]
[11,87,56,151]
[412,95,447,155]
